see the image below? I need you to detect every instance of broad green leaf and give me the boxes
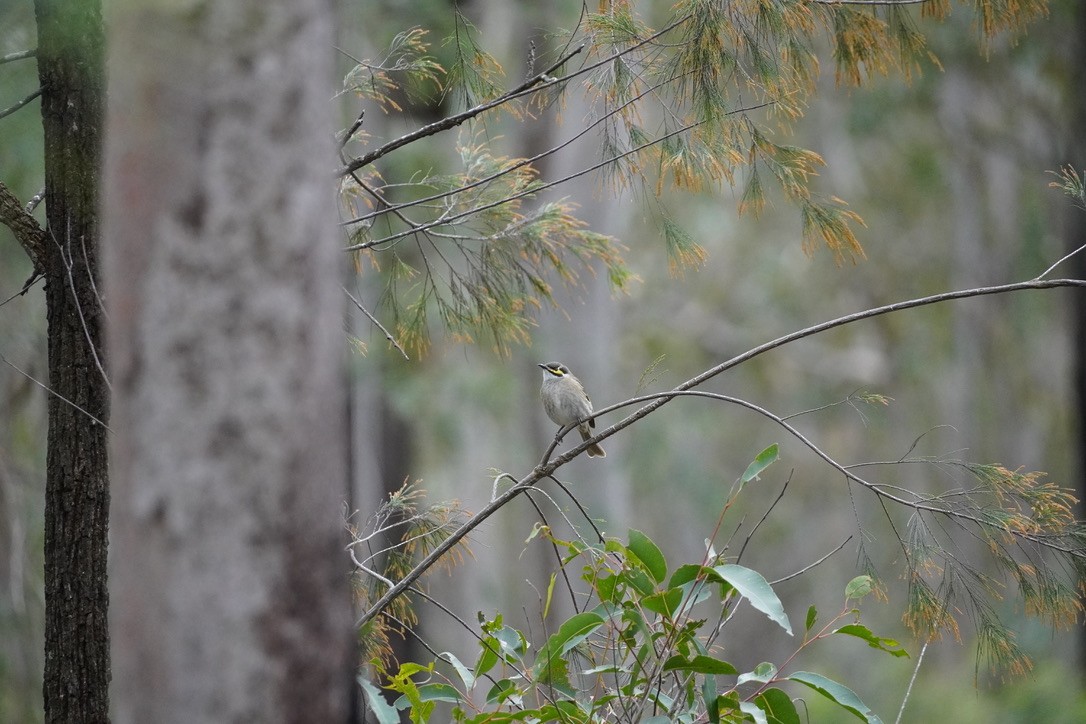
[495,624,526,660]
[582,663,629,675]
[533,611,604,679]
[833,624,909,658]
[668,563,709,588]
[357,676,400,724]
[845,575,875,601]
[596,573,618,603]
[754,687,801,724]
[666,566,715,614]
[439,651,475,690]
[737,661,777,685]
[412,683,462,704]
[624,567,656,596]
[538,701,590,721]
[714,564,793,635]
[642,587,685,618]
[741,443,780,484]
[534,651,572,693]
[703,665,720,722]
[715,692,743,718]
[627,529,668,583]
[805,605,818,633]
[740,701,769,724]
[788,671,883,723]
[474,636,500,678]
[543,572,557,619]
[484,678,517,705]
[553,612,604,656]
[663,653,739,675]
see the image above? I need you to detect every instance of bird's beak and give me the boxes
[537,363,547,370]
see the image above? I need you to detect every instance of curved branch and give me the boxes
[0,49,36,65]
[358,276,1086,627]
[339,13,696,178]
[339,43,588,176]
[579,278,1086,455]
[0,88,41,121]
[0,179,47,273]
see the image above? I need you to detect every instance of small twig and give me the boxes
[51,225,111,391]
[521,489,582,614]
[1034,242,1086,281]
[0,88,42,121]
[339,109,365,150]
[0,352,111,432]
[0,273,43,309]
[0,179,47,273]
[545,475,606,544]
[770,536,853,585]
[340,42,588,176]
[342,286,409,360]
[25,187,45,214]
[0,49,35,65]
[895,639,929,724]
[357,276,1086,628]
[736,473,792,564]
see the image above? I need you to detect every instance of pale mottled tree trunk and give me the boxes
[103,1,351,721]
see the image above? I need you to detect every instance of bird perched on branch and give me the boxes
[538,362,605,458]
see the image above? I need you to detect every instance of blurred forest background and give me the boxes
[3,0,1086,721]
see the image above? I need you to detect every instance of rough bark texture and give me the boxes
[33,1,112,721]
[1073,1,1086,677]
[103,1,351,722]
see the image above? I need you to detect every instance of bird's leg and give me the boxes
[553,423,572,444]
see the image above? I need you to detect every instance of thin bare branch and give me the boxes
[0,180,47,273]
[0,49,35,65]
[340,43,587,176]
[51,227,111,391]
[896,640,929,724]
[1035,242,1086,280]
[342,286,409,359]
[0,88,42,121]
[25,187,45,214]
[0,351,111,432]
[341,69,693,227]
[771,536,853,585]
[358,276,1086,627]
[346,120,699,251]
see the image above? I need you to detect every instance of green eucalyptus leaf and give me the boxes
[740,700,770,724]
[741,443,780,484]
[754,687,801,724]
[833,624,909,658]
[663,653,739,675]
[642,587,685,618]
[737,661,777,685]
[845,575,875,601]
[714,564,793,635]
[788,671,883,723]
[627,529,668,583]
[357,676,400,724]
[439,651,475,690]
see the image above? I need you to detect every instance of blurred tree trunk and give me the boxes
[1072,0,1086,679]
[104,0,352,721]
[33,1,111,721]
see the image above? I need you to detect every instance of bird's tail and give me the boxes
[579,425,606,458]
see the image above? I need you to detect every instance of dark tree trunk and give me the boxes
[33,1,111,722]
[1072,0,1086,681]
